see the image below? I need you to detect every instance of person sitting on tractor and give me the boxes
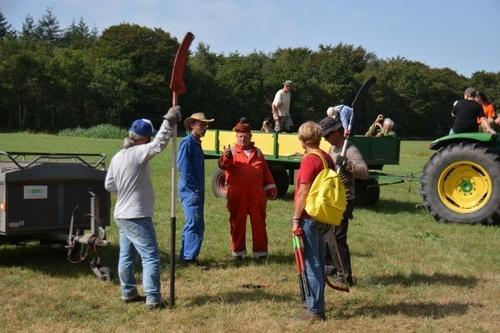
[475,91,498,132]
[450,87,496,135]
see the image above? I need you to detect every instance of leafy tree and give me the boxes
[470,71,500,109]
[44,48,93,128]
[89,58,134,125]
[183,43,225,127]
[93,24,178,125]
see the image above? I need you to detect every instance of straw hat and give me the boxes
[184,112,214,129]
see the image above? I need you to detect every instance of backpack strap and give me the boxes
[306,151,329,170]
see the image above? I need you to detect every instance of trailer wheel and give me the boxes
[420,142,500,225]
[271,169,289,198]
[211,167,227,198]
[97,266,112,282]
[354,178,380,207]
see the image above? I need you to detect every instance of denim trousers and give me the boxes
[117,217,161,305]
[179,193,205,261]
[301,217,326,315]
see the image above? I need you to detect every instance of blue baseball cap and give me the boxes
[129,119,157,137]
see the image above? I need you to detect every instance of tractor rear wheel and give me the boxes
[420,142,500,225]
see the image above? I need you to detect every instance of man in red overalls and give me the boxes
[219,121,278,261]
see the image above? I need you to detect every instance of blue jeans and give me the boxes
[179,194,205,261]
[117,217,161,305]
[301,217,326,315]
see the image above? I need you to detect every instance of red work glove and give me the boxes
[266,187,278,200]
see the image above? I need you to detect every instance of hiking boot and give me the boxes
[145,300,167,310]
[293,309,326,322]
[121,295,146,304]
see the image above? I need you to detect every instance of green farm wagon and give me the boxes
[202,130,400,208]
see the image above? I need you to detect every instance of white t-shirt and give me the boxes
[105,120,172,219]
[272,88,291,116]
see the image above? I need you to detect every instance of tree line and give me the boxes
[1,9,499,138]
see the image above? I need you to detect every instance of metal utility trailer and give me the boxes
[202,130,403,206]
[0,151,112,280]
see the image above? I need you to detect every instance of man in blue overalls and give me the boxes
[177,112,214,264]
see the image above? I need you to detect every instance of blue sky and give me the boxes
[2,0,499,77]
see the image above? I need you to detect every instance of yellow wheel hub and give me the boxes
[438,161,492,213]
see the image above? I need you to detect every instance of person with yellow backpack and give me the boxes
[292,121,336,321]
[319,116,368,290]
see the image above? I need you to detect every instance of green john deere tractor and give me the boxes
[420,132,500,225]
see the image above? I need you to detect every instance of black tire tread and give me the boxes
[420,142,500,225]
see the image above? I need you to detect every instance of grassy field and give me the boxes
[0,133,498,333]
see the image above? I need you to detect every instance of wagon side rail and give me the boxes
[0,151,106,170]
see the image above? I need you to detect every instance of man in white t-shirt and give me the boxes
[105,106,181,310]
[272,80,294,132]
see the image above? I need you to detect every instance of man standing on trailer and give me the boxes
[219,121,278,261]
[177,112,214,264]
[105,107,181,310]
[319,116,368,289]
[272,80,294,132]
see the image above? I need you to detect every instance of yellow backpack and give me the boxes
[304,152,347,225]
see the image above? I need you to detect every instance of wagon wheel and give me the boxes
[354,177,380,207]
[211,167,227,198]
[420,142,500,225]
[271,169,289,198]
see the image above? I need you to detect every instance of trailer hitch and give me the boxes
[66,191,112,281]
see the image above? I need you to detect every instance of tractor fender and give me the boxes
[430,132,495,150]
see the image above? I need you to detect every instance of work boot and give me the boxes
[255,255,268,264]
[181,259,209,270]
[121,294,146,304]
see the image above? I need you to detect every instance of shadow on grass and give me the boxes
[367,272,479,288]
[335,301,479,319]
[187,289,296,307]
[184,249,373,271]
[365,198,423,215]
[0,242,120,280]
[180,251,295,271]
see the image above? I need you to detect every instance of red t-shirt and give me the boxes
[294,151,334,218]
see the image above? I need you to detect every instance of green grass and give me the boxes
[0,133,499,333]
